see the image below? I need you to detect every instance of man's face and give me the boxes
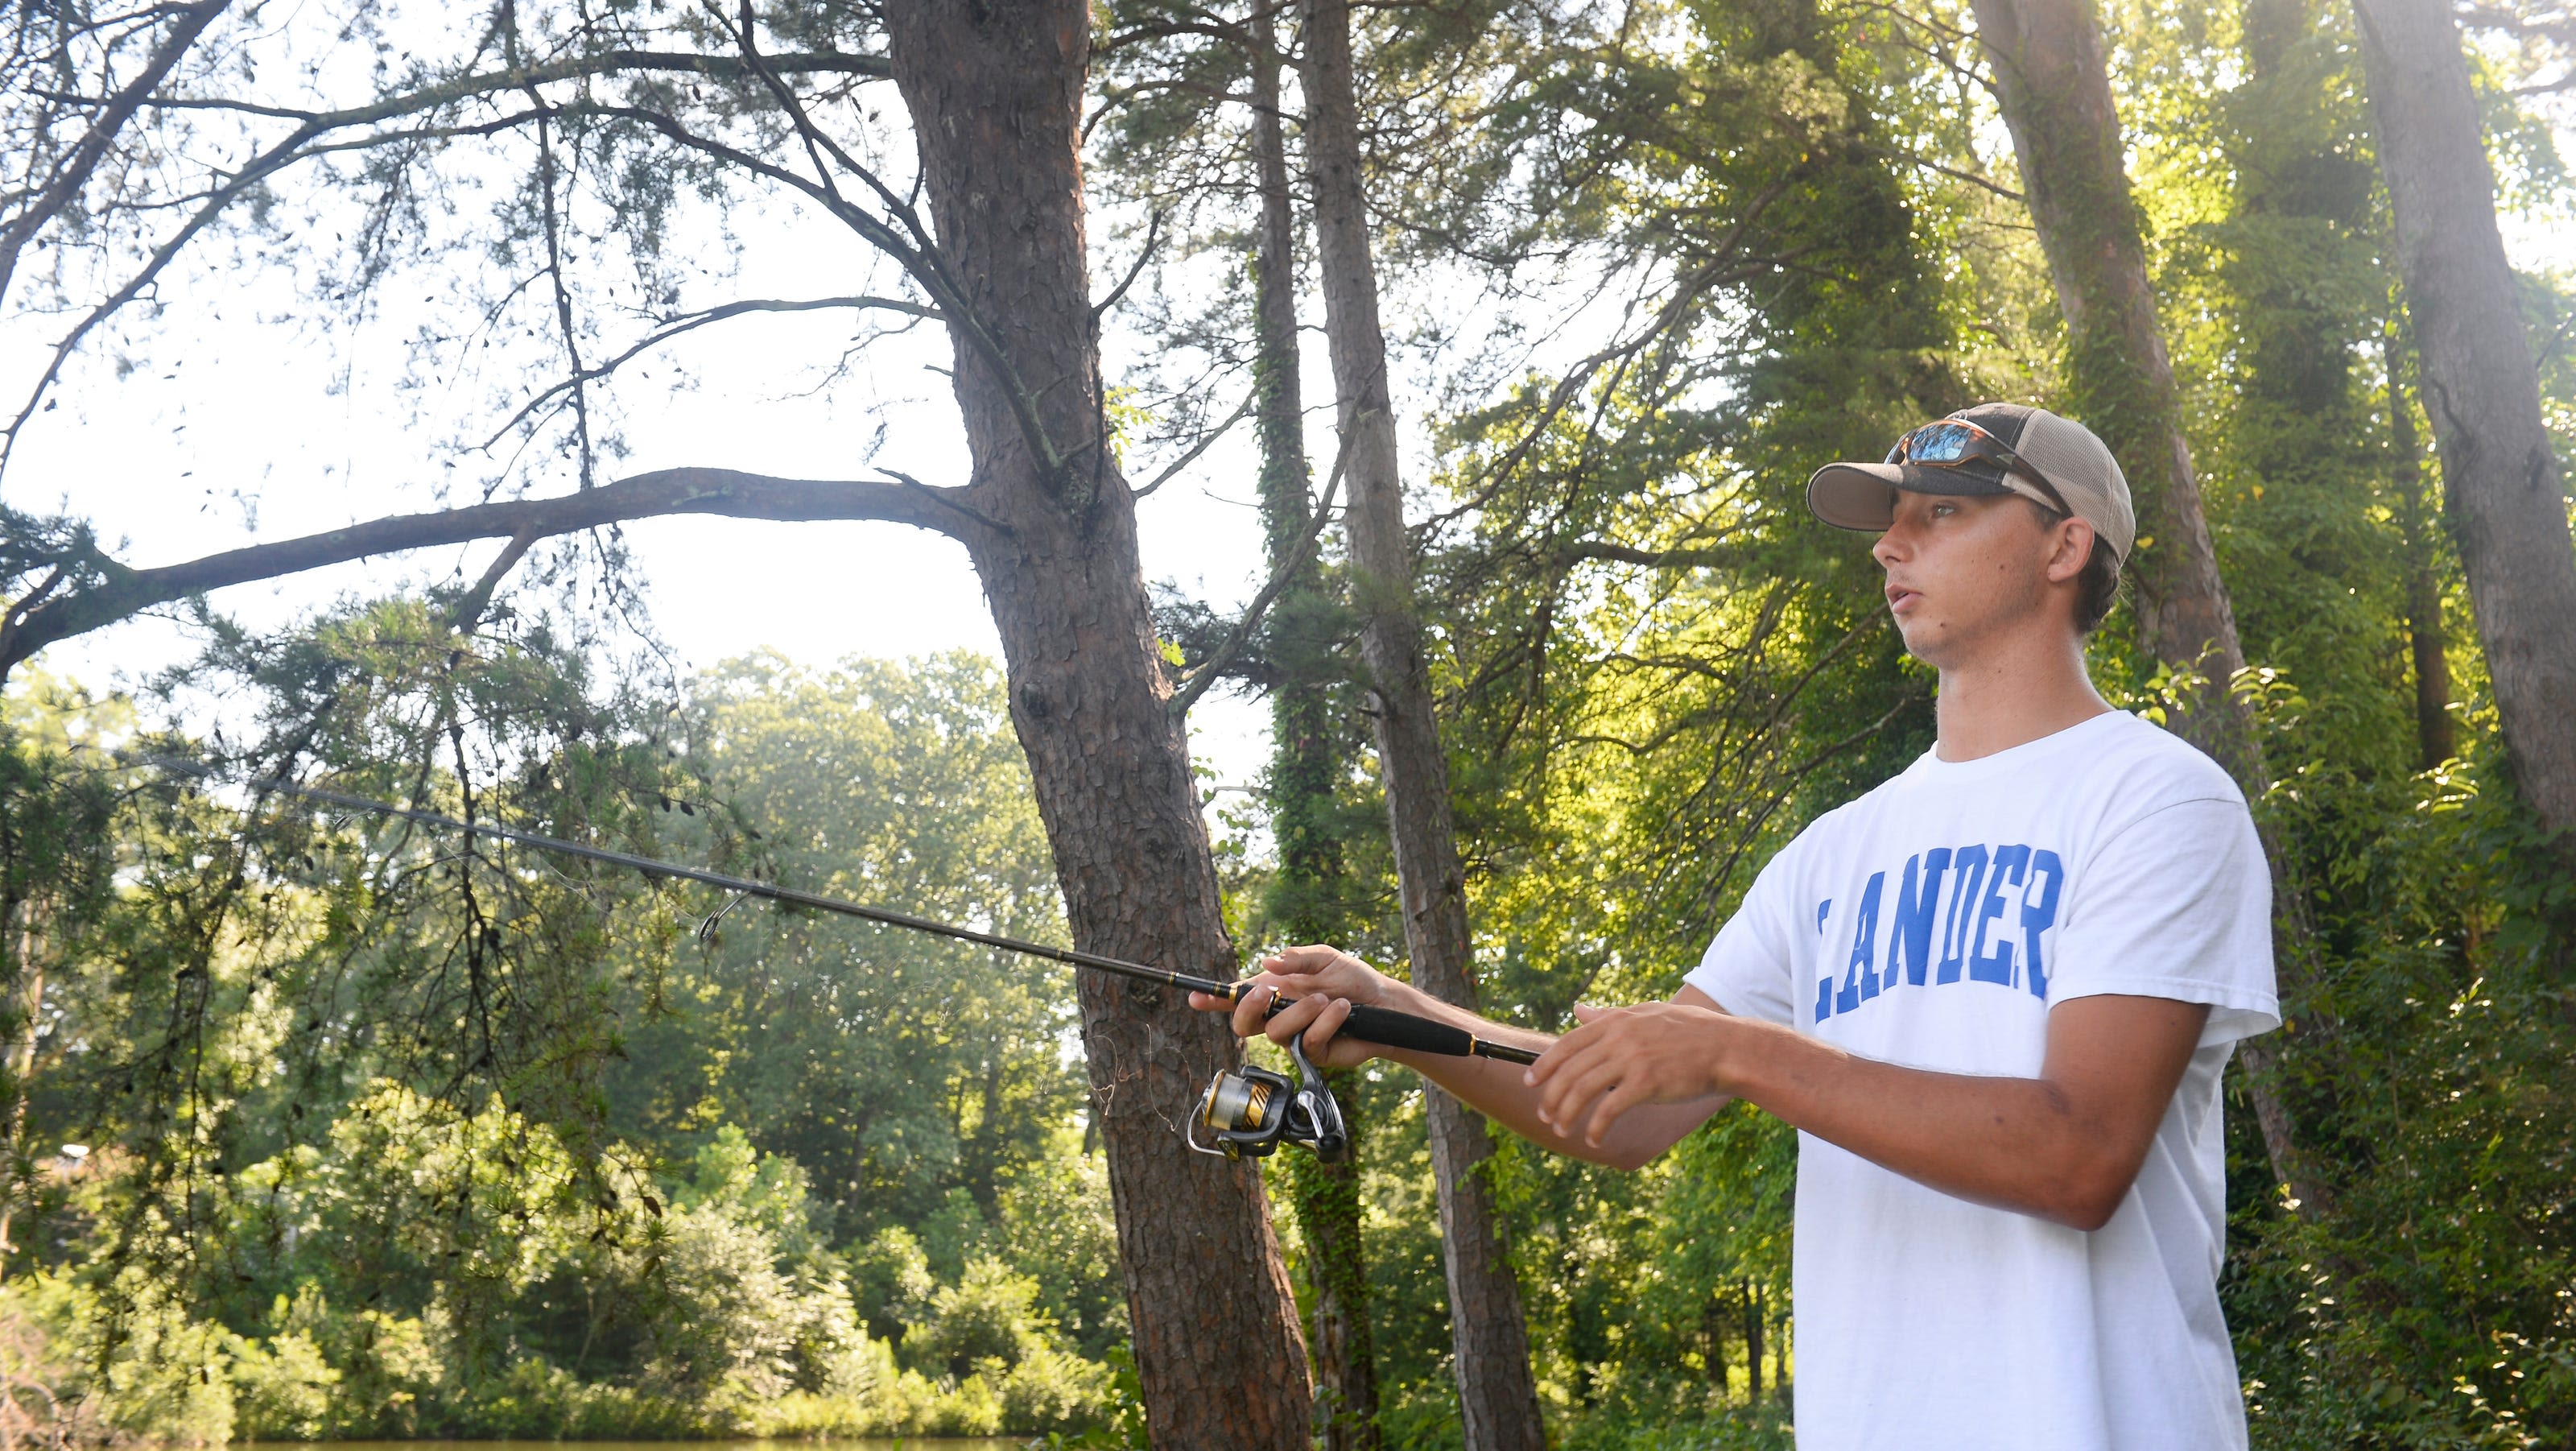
[1870,490,2066,666]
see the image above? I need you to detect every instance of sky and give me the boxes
[6,187,1303,804]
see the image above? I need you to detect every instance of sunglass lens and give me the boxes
[1908,422,1975,464]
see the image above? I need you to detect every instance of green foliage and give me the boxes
[612,651,1081,1247]
[0,635,1122,1441]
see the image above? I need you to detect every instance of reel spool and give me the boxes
[1188,1036,1350,1163]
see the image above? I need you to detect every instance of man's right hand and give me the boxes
[1187,944,1406,1070]
[1193,945,1723,1170]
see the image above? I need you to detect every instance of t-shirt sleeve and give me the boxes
[1683,841,1806,1027]
[2050,794,2281,1045]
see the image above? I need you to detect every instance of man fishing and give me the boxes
[1196,403,2279,1451]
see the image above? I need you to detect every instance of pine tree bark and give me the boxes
[1298,3,1545,1447]
[2353,0,2576,841]
[879,7,1311,1445]
[1967,0,2333,1217]
[1249,29,1384,1451]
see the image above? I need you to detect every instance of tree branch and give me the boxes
[475,295,941,451]
[1563,538,1748,569]
[1131,389,1253,499]
[708,10,1075,486]
[445,527,539,634]
[0,0,231,308]
[0,46,900,471]
[63,49,894,124]
[0,468,965,678]
[582,97,1070,484]
[1422,184,1796,534]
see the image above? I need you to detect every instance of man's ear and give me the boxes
[2046,518,2096,585]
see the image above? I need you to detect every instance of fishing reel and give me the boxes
[1189,1036,1349,1164]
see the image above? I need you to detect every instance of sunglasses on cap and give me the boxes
[1886,420,2068,511]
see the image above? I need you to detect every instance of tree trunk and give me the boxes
[0,897,41,1278]
[1298,4,1546,1448]
[1744,1281,1765,1403]
[1250,30,1384,1451]
[1967,0,2334,1217]
[2386,330,2457,770]
[879,8,1310,1446]
[2354,0,2576,840]
[1700,1293,1726,1389]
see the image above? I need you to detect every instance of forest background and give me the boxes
[0,0,2572,1448]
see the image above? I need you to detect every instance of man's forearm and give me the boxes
[1373,984,1722,1169]
[1710,999,2205,1230]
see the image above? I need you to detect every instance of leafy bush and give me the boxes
[0,1085,1119,1441]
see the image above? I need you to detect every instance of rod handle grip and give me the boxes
[1335,1001,1480,1057]
[1249,988,1542,1062]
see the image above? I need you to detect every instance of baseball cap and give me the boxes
[1805,403,2137,564]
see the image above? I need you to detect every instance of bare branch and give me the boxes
[582,93,1071,484]
[2,117,323,472]
[0,45,898,472]
[445,527,539,633]
[0,0,231,308]
[0,468,966,678]
[530,111,595,487]
[1093,208,1166,319]
[1563,538,1748,570]
[477,295,941,452]
[876,468,1015,537]
[1889,149,2025,203]
[1131,389,1254,499]
[60,48,894,124]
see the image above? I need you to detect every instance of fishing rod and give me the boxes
[122,750,1542,1164]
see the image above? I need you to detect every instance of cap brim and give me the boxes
[1805,461,2020,532]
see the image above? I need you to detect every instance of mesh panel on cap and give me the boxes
[1995,408,2136,561]
[1953,401,2033,446]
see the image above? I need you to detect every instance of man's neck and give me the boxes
[1932,627,2112,763]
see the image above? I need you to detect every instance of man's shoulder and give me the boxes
[2081,710,2253,816]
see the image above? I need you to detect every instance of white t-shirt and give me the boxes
[1684,709,2278,1451]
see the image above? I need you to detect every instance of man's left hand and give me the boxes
[1527,999,1736,1147]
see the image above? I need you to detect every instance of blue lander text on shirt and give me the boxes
[1813,845,2066,1023]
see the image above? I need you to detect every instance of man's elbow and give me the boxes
[1526,1124,1666,1172]
[2049,1158,2140,1231]
[1600,1141,1662,1173]
[2057,1193,2122,1234]
[1532,1134,1658,1172]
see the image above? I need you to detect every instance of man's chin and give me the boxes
[1894,616,1958,668]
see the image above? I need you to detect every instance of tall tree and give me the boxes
[2385,328,2457,769]
[869,10,1315,1445]
[1248,20,1385,1449]
[2351,0,2576,841]
[1300,2,1546,1447]
[1965,0,2332,1213]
